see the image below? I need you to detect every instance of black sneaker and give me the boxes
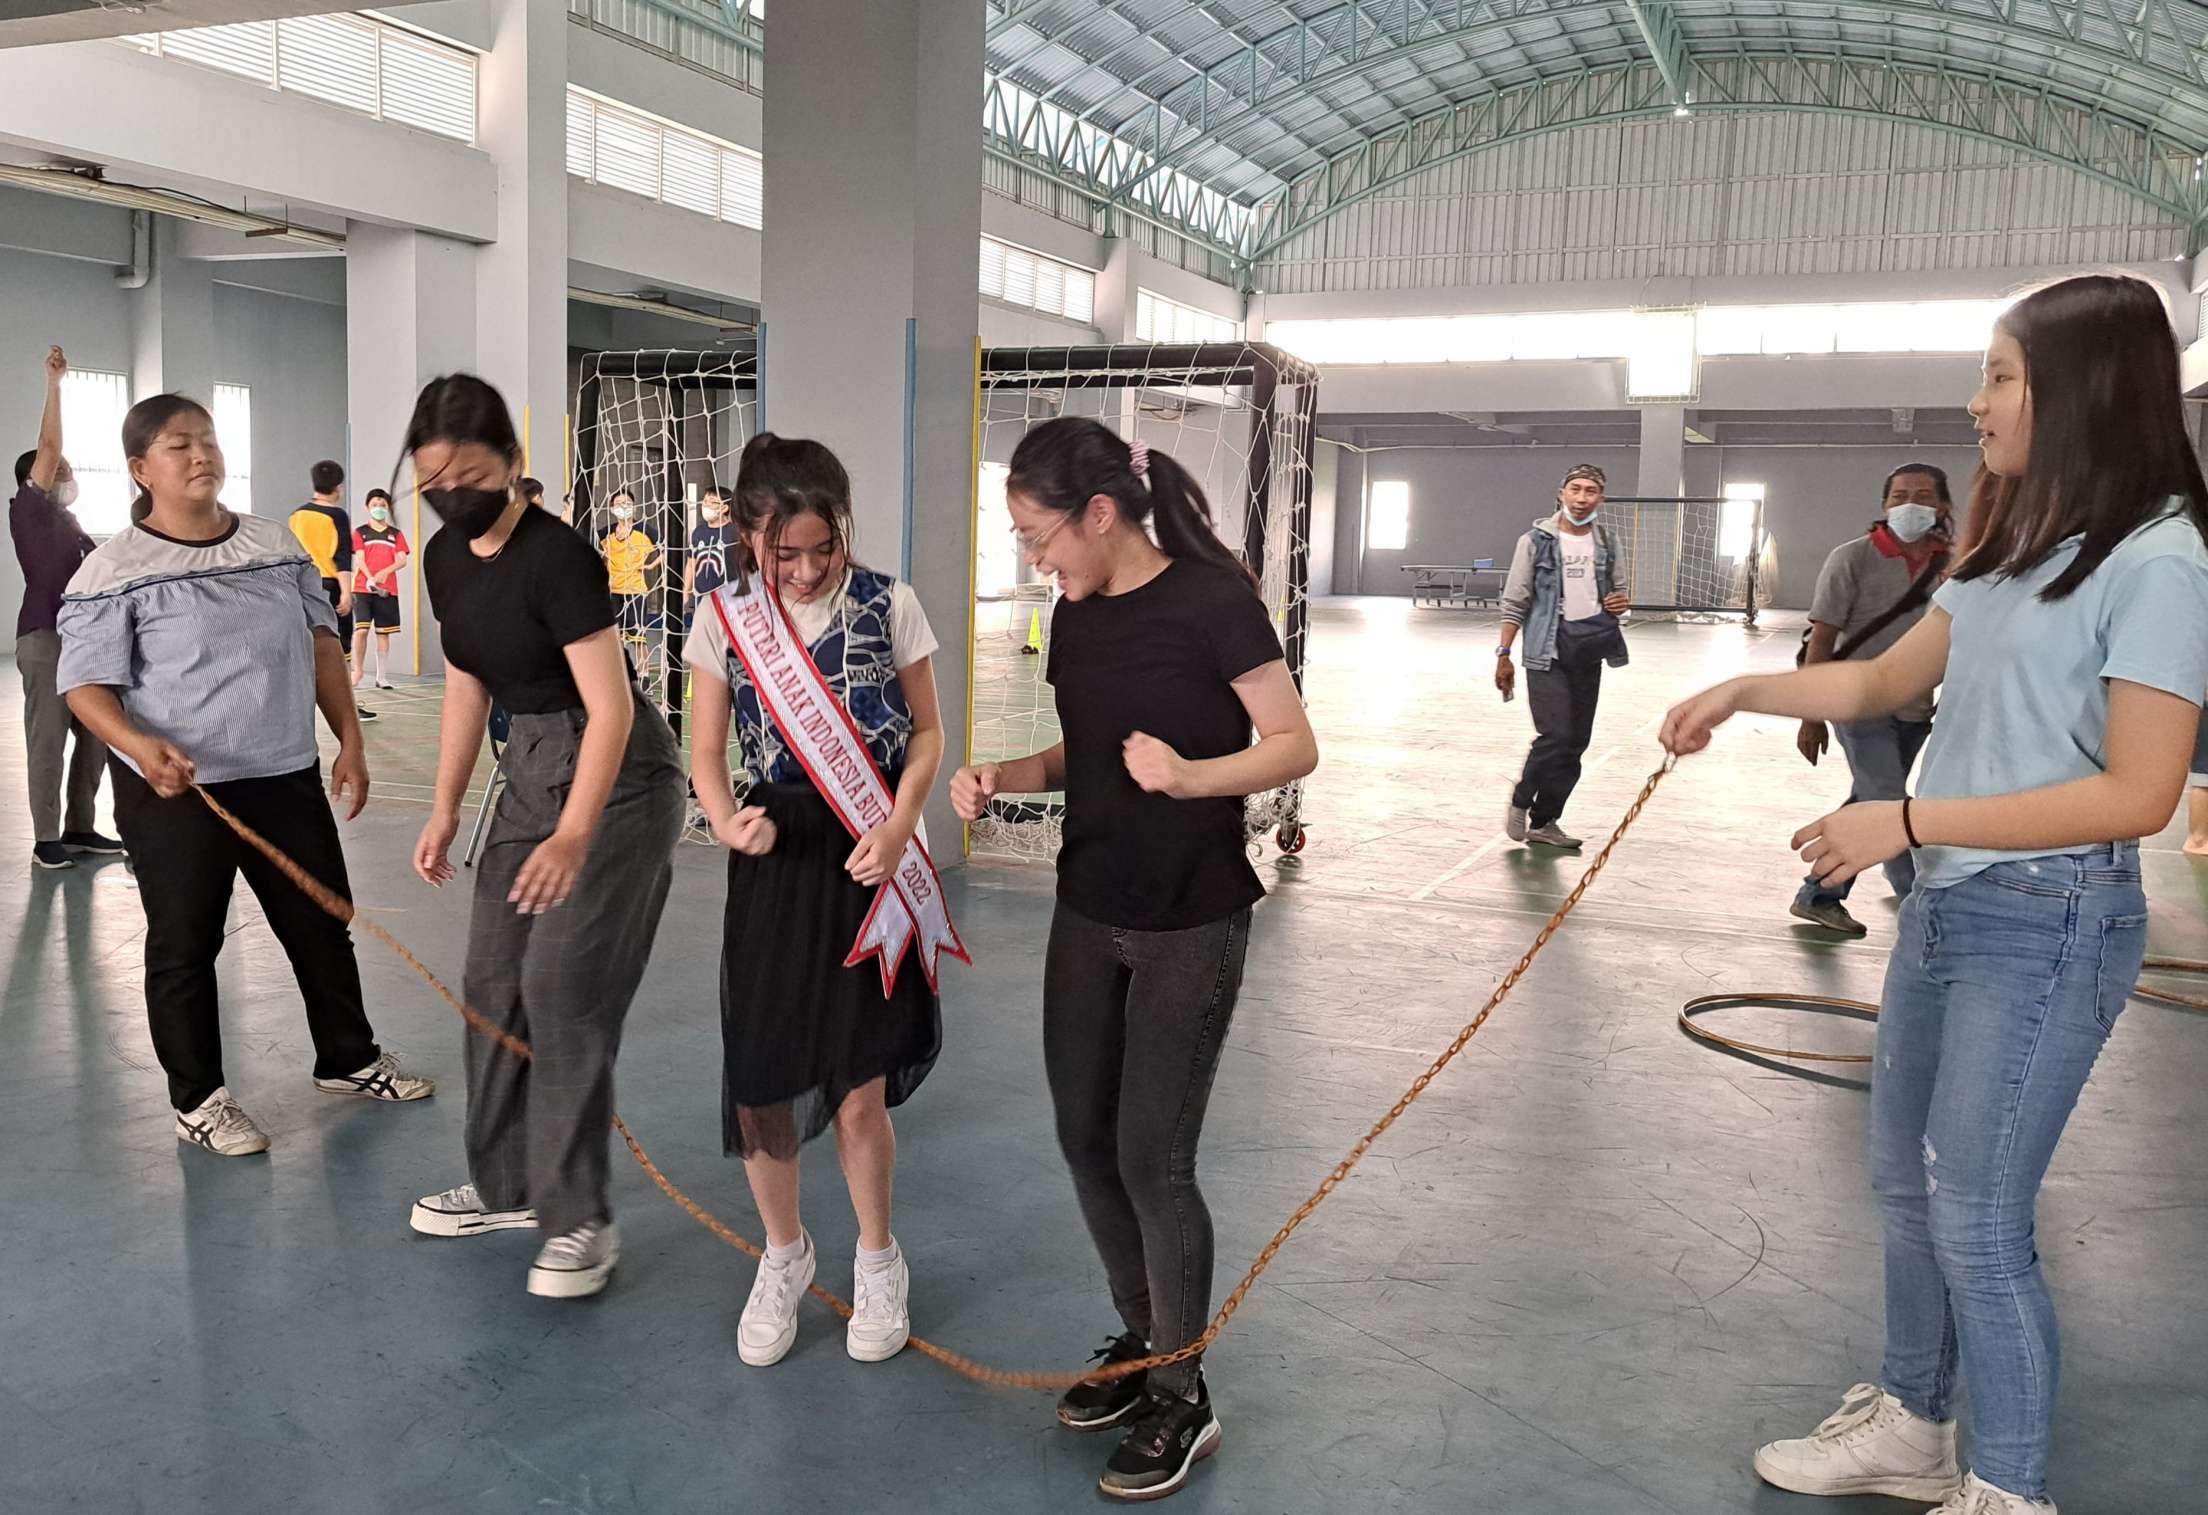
[60,829,124,855]
[31,840,73,871]
[357,706,380,722]
[1057,1332,1151,1431]
[1099,1378,1221,1502]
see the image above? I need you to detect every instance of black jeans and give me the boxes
[110,761,378,1111]
[1511,644,1605,828]
[1044,902,1250,1398]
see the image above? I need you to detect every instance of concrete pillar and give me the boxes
[1094,239,1137,342]
[474,0,568,480]
[1638,403,1686,500]
[129,219,214,402]
[762,0,982,850]
[346,223,477,676]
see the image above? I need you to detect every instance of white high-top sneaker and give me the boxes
[1929,1473,2056,1515]
[1754,1383,1963,1501]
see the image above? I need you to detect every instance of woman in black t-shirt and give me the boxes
[399,375,685,1302]
[951,417,1317,1505]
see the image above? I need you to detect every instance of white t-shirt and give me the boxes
[1558,526,1600,621]
[682,570,939,683]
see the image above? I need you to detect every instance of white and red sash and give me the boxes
[710,578,969,996]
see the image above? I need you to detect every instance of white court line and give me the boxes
[1406,712,1666,902]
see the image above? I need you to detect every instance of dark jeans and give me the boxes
[1799,716,1934,907]
[1044,902,1250,1398]
[1511,643,1604,827]
[109,760,378,1112]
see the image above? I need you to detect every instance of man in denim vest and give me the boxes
[1497,463,1631,848]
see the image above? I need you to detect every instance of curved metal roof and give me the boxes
[983,0,2208,259]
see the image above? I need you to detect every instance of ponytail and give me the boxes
[1140,448,1256,589]
[1006,416,1258,593]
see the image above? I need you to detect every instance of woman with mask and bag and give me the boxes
[400,374,685,1302]
[1788,464,1955,935]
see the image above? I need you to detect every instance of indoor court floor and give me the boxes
[3,598,2203,1514]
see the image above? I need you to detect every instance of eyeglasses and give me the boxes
[1011,511,1075,561]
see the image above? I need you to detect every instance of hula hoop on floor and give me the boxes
[2134,956,2208,1014]
[1678,993,1880,1092]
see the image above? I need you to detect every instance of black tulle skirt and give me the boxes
[721,782,942,1160]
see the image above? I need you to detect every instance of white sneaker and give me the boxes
[738,1231,816,1367]
[527,1221,619,1299]
[410,1182,538,1237]
[847,1243,911,1362]
[1930,1473,2056,1514]
[175,1087,271,1156]
[1754,1383,1963,1501]
[314,1051,435,1102]
[1505,803,1529,842]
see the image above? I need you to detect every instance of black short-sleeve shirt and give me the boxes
[1047,558,1285,931]
[425,506,616,713]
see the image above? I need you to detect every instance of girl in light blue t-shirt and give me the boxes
[1664,274,2208,1515]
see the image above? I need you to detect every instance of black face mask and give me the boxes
[423,485,511,540]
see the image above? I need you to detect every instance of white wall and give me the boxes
[213,282,349,519]
[1336,438,1986,609]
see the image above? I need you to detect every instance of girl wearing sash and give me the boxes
[403,374,686,1301]
[684,432,951,1369]
[1666,275,2208,1515]
[950,418,1318,1504]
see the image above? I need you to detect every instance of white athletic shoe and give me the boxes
[1753,1383,1962,1501]
[739,1231,816,1367]
[847,1243,911,1362]
[314,1051,435,1102]
[176,1087,271,1157]
[1505,803,1529,842]
[1929,1473,2056,1515]
[410,1182,538,1237]
[527,1221,619,1299]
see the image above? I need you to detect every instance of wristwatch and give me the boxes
[1494,646,1513,658]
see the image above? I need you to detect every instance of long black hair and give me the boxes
[1007,417,1257,590]
[122,393,214,524]
[1953,274,2208,600]
[731,432,857,587]
[396,374,521,491]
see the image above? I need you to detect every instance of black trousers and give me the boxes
[1511,647,1605,828]
[110,761,378,1112]
[1043,902,1249,1399]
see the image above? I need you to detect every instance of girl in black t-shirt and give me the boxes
[400,375,685,1302]
[950,417,1317,1505]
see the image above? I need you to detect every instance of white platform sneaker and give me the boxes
[1753,1383,1963,1502]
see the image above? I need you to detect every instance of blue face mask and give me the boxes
[1564,503,1600,525]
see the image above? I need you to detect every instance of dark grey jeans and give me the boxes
[1044,902,1250,1397]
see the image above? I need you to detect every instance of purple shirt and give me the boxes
[10,481,96,639]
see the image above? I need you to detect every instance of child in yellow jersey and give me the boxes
[600,490,661,639]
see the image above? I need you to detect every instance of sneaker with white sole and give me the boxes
[1791,898,1869,936]
[738,1231,816,1366]
[1930,1473,2056,1515]
[1754,1383,1962,1501]
[1100,1376,1222,1502]
[1526,821,1582,849]
[175,1087,271,1156]
[526,1221,618,1298]
[314,1051,435,1102]
[410,1182,538,1237]
[847,1243,910,1362]
[1505,804,1530,842]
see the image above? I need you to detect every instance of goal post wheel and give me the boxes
[1277,825,1307,855]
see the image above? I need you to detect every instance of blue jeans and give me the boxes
[1799,716,1934,907]
[1871,847,2146,1500]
